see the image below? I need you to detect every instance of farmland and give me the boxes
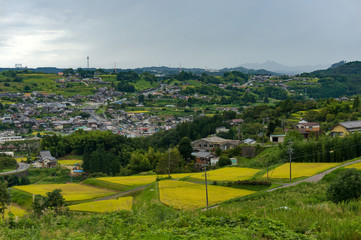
[13,183,116,201]
[57,160,83,165]
[266,162,339,179]
[4,205,26,219]
[158,180,255,209]
[98,175,156,187]
[189,167,261,181]
[69,197,133,213]
[345,162,361,170]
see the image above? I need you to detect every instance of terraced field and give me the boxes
[266,162,339,179]
[158,173,192,179]
[98,175,156,187]
[158,180,255,209]
[69,197,133,213]
[189,167,260,181]
[57,160,83,165]
[4,205,26,219]
[13,183,116,201]
[345,162,361,170]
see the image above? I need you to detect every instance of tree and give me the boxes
[327,168,361,203]
[178,137,193,161]
[138,94,145,103]
[0,181,10,220]
[156,148,183,174]
[33,189,66,215]
[218,155,231,167]
[45,189,66,213]
[353,96,360,109]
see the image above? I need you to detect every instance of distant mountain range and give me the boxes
[240,61,330,75]
[0,61,335,76]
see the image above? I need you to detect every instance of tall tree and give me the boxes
[178,137,193,161]
[0,182,10,220]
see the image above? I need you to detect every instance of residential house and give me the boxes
[191,136,240,151]
[295,120,321,138]
[331,120,361,137]
[37,150,57,168]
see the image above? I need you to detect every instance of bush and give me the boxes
[218,155,231,167]
[327,168,361,203]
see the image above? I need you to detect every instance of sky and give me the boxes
[0,0,360,69]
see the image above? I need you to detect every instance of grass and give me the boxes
[68,197,133,213]
[188,167,261,182]
[13,183,116,201]
[9,189,33,209]
[98,175,156,187]
[266,162,339,179]
[158,180,255,209]
[218,182,361,240]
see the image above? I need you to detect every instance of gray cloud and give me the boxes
[0,0,360,69]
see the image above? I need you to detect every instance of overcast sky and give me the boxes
[0,0,360,69]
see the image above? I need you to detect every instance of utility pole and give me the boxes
[168,149,171,178]
[288,141,294,181]
[204,157,209,210]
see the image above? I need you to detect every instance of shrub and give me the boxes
[327,168,361,203]
[218,155,231,167]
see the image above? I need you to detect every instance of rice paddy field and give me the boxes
[13,183,116,201]
[158,180,255,209]
[266,162,339,179]
[4,205,26,219]
[57,160,83,165]
[189,167,261,181]
[98,175,156,187]
[68,197,133,213]
[345,162,361,170]
[158,173,192,179]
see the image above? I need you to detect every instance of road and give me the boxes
[0,162,30,176]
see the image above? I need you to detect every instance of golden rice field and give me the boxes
[158,180,255,209]
[345,162,361,170]
[129,110,150,113]
[15,157,27,163]
[189,167,260,181]
[69,197,133,213]
[4,205,26,219]
[266,162,339,179]
[57,160,83,165]
[98,175,156,187]
[158,173,192,179]
[14,183,116,201]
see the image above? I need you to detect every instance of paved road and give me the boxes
[0,162,30,176]
[267,159,361,192]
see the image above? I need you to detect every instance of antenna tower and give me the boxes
[87,56,89,68]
